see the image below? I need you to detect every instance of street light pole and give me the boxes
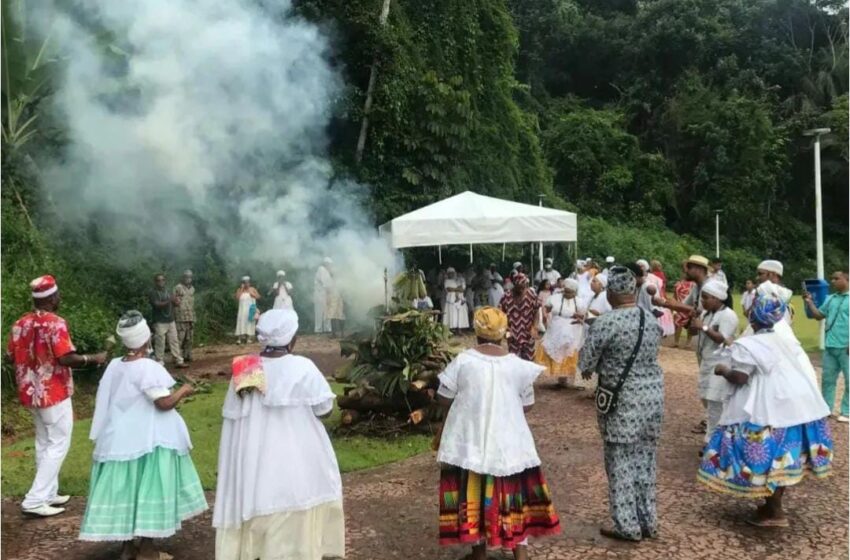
[803,127,831,350]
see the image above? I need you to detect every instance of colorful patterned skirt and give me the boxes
[79,446,208,541]
[697,419,833,498]
[439,465,561,549]
[533,344,578,377]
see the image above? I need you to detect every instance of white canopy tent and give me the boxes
[379,191,578,276]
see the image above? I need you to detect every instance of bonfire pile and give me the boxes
[335,306,460,427]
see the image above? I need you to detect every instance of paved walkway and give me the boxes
[2,346,847,559]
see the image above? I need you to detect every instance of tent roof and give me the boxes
[379,191,577,249]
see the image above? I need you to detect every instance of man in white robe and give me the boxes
[314,258,333,333]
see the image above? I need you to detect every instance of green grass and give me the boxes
[1,383,431,497]
[731,294,820,353]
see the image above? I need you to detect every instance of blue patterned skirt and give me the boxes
[697,419,833,498]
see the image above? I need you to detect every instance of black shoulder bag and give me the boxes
[595,308,646,415]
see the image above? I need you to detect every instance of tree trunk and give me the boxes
[355,0,392,164]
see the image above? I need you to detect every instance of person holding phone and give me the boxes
[690,280,738,443]
[804,271,850,422]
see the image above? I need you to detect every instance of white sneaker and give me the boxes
[50,495,71,506]
[22,504,66,517]
[838,416,849,423]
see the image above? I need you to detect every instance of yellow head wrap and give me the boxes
[473,306,508,341]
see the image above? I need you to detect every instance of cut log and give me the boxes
[340,409,361,426]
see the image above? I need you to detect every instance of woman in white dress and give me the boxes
[436,307,560,560]
[533,278,587,388]
[235,276,261,344]
[214,309,345,560]
[79,311,207,559]
[587,274,613,324]
[442,267,470,331]
[269,270,294,310]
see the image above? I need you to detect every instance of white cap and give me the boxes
[758,260,783,276]
[606,256,615,264]
[512,261,522,269]
[702,279,728,301]
[276,270,286,277]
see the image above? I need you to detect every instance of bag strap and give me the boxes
[611,308,646,394]
[825,294,846,334]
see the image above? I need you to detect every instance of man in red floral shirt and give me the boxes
[6,275,106,517]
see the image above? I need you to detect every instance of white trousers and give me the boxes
[22,399,73,509]
[701,399,724,444]
[314,293,330,333]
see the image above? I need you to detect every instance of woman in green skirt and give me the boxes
[79,311,207,559]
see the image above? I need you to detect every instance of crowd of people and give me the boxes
[4,250,847,558]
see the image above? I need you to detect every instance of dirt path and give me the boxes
[2,342,847,560]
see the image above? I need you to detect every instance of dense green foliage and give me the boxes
[2,0,847,404]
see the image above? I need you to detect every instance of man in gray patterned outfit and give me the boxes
[173,270,195,363]
[579,266,664,542]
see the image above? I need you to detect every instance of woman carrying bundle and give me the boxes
[213,309,345,560]
[698,293,833,527]
[79,311,207,559]
[436,307,561,560]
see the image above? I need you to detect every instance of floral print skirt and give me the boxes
[697,419,833,498]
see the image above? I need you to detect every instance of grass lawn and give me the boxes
[732,294,821,353]
[1,382,431,497]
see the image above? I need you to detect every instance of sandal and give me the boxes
[746,516,789,528]
[599,527,641,542]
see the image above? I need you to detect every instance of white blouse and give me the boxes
[437,349,545,476]
[89,358,192,462]
[719,331,830,428]
[213,354,341,529]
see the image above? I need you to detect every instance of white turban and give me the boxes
[276,270,286,277]
[512,261,522,269]
[323,257,333,266]
[544,257,553,264]
[701,279,728,301]
[183,269,193,277]
[241,275,250,282]
[257,309,299,348]
[595,274,609,288]
[757,280,793,304]
[636,259,650,271]
[563,278,580,292]
[606,256,615,264]
[116,311,151,349]
[758,260,784,276]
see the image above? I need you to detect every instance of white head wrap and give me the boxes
[276,270,286,277]
[758,260,784,276]
[183,269,193,277]
[323,257,333,266]
[116,310,151,349]
[636,259,650,271]
[701,279,728,301]
[544,257,553,264]
[563,278,580,292]
[606,256,615,264]
[512,261,522,269]
[757,280,793,304]
[257,309,299,348]
[241,275,250,282]
[594,274,609,288]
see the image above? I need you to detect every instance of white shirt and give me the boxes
[437,350,545,476]
[213,355,341,529]
[719,331,830,428]
[89,358,192,462]
[534,268,561,287]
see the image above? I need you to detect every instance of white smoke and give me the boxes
[31,0,399,320]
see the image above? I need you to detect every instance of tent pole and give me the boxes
[529,243,534,281]
[502,243,506,262]
[539,242,544,277]
[438,245,442,265]
[470,244,473,264]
